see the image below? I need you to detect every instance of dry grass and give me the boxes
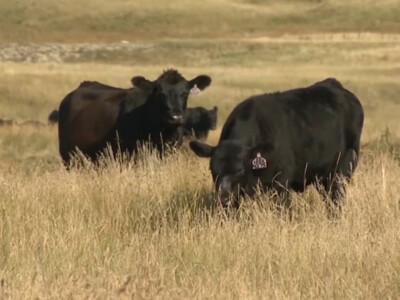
[1,41,400,298]
[1,0,400,298]
[0,134,400,298]
[0,0,399,42]
[0,52,400,299]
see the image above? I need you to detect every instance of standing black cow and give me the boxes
[190,78,364,213]
[183,106,218,140]
[58,69,211,166]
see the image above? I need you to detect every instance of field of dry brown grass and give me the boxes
[1,0,400,298]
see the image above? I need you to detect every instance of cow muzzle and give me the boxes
[217,177,239,208]
[167,113,184,125]
[218,191,236,208]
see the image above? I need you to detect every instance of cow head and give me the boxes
[190,140,273,208]
[208,106,218,130]
[131,69,211,127]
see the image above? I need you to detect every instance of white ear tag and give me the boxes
[252,152,267,170]
[190,84,201,95]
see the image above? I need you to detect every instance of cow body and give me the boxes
[190,78,364,212]
[58,69,211,166]
[183,106,218,140]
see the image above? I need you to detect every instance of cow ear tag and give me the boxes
[252,152,267,170]
[190,84,201,95]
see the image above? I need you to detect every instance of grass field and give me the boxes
[1,0,400,42]
[1,0,400,298]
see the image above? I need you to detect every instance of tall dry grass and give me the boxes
[0,137,400,298]
[0,66,400,297]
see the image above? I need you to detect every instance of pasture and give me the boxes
[1,0,400,298]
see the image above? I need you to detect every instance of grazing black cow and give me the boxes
[58,69,211,166]
[48,109,59,124]
[183,106,218,140]
[190,78,364,213]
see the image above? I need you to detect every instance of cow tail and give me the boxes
[58,92,74,165]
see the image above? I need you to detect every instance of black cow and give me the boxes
[183,106,218,140]
[48,110,59,124]
[58,69,211,166]
[190,78,364,213]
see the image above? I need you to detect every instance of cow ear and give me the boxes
[189,75,212,94]
[189,141,214,158]
[131,76,154,91]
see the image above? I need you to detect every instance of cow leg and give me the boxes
[324,149,358,218]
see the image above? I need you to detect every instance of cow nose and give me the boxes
[172,114,183,121]
[169,113,184,124]
[218,177,235,208]
[219,191,232,208]
[219,191,240,209]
